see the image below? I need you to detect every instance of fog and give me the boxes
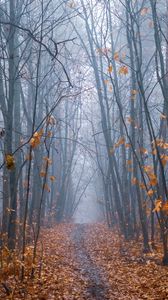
[0,0,168,286]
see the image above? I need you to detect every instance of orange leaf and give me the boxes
[163,143,168,149]
[125,143,131,148]
[162,201,168,215]
[114,52,119,61]
[107,65,113,73]
[144,165,153,174]
[149,178,158,187]
[131,89,138,95]
[47,131,53,138]
[40,171,46,177]
[126,117,133,124]
[43,157,52,165]
[50,175,56,182]
[109,85,113,92]
[139,182,146,190]
[130,89,138,100]
[29,131,42,148]
[153,199,162,212]
[119,65,128,75]
[152,148,157,155]
[162,159,167,167]
[147,189,154,197]
[140,147,148,155]
[115,137,125,148]
[131,177,138,185]
[5,154,15,170]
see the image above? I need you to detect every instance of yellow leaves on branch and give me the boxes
[114,52,119,61]
[139,182,145,190]
[143,165,158,187]
[5,154,15,170]
[161,154,168,167]
[40,170,46,177]
[50,175,56,182]
[126,116,134,124]
[6,207,15,214]
[153,199,162,212]
[119,65,128,75]
[153,199,168,214]
[113,51,126,61]
[109,137,125,155]
[152,139,168,150]
[109,138,133,156]
[115,137,125,147]
[127,160,132,165]
[43,157,52,165]
[147,189,154,197]
[47,131,53,138]
[39,157,53,178]
[107,65,113,73]
[125,143,131,148]
[130,89,138,100]
[103,79,112,92]
[148,174,158,187]
[131,90,138,95]
[109,85,113,92]
[29,129,44,148]
[162,202,168,215]
[139,147,148,155]
[143,165,153,173]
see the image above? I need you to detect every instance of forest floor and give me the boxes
[0,223,168,299]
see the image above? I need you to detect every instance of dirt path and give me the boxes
[72,224,110,300]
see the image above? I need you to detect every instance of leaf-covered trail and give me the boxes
[1,223,168,299]
[72,224,109,300]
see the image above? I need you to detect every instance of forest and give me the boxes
[0,0,168,299]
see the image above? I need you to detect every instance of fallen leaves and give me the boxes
[81,224,168,300]
[1,224,168,299]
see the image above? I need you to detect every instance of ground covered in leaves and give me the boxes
[0,223,168,299]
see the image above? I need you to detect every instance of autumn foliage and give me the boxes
[0,224,168,299]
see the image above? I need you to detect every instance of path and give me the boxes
[72,224,109,300]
